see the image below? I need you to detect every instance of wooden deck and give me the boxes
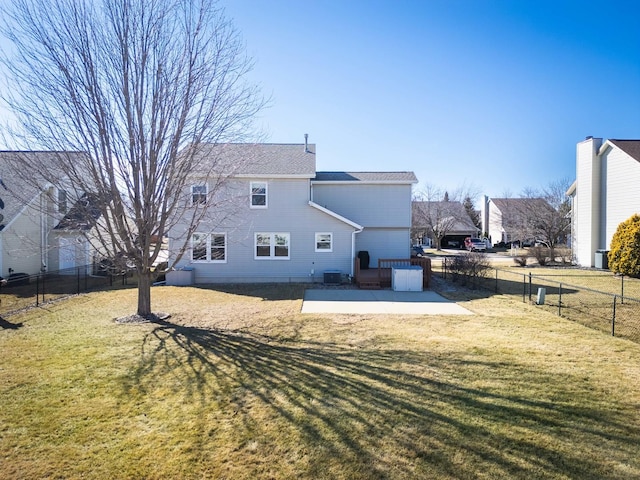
[354,257,432,290]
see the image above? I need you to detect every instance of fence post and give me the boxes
[612,295,617,337]
[495,268,498,293]
[42,273,46,304]
[36,274,40,307]
[558,283,562,316]
[522,274,526,303]
[77,267,81,295]
[528,272,532,302]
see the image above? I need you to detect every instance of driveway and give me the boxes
[301,289,473,315]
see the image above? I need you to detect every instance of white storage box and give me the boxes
[166,267,195,286]
[392,266,423,292]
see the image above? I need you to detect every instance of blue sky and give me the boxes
[0,1,638,201]
[224,0,640,198]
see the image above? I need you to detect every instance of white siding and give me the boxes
[1,204,43,275]
[603,146,640,250]
[574,138,602,266]
[487,201,504,245]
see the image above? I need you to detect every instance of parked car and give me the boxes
[464,237,487,252]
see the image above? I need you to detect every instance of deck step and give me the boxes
[358,281,381,290]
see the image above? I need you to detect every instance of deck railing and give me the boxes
[354,256,432,289]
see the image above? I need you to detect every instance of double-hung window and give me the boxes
[250,181,267,208]
[58,189,68,214]
[192,185,208,205]
[191,233,226,262]
[315,232,333,252]
[255,232,289,259]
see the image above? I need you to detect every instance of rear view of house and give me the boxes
[167,141,417,284]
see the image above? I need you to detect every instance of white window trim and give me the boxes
[250,181,268,209]
[192,184,208,206]
[191,232,227,263]
[254,232,290,260]
[315,232,333,252]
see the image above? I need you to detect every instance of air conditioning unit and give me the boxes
[323,270,341,285]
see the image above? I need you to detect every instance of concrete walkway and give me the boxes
[301,289,473,315]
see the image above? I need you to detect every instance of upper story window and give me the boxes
[192,185,208,205]
[250,181,267,208]
[58,189,67,214]
[255,232,289,259]
[315,232,333,252]
[192,232,226,262]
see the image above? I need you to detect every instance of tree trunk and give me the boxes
[137,270,152,317]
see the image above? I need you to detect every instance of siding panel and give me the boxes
[313,184,412,227]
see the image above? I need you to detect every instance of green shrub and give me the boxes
[608,214,640,277]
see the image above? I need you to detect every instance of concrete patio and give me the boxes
[301,289,474,315]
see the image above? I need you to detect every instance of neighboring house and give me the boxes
[167,142,417,284]
[480,196,550,246]
[0,151,100,277]
[411,201,478,248]
[567,137,640,267]
[52,193,105,274]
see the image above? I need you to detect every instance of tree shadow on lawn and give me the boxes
[124,319,639,478]
[0,315,22,329]
[191,283,308,301]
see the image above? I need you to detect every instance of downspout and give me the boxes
[351,226,363,277]
[41,191,47,272]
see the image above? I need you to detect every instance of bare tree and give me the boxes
[412,184,479,250]
[521,179,572,251]
[0,0,266,317]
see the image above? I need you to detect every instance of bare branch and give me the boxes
[0,0,267,315]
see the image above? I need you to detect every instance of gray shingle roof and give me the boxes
[54,193,102,231]
[412,201,478,231]
[609,139,640,162]
[193,143,317,176]
[490,197,552,213]
[313,171,418,183]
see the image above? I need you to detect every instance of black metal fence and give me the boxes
[438,258,640,343]
[0,265,136,316]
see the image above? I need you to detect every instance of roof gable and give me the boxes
[54,193,103,231]
[0,151,86,229]
[607,139,640,162]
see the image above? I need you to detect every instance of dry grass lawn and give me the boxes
[0,283,639,479]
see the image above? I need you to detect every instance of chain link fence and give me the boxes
[436,258,640,343]
[0,265,136,316]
